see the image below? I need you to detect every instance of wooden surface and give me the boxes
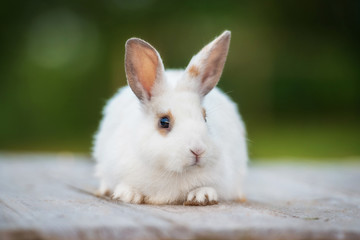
[0,154,360,240]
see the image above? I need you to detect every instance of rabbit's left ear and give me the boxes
[183,31,231,97]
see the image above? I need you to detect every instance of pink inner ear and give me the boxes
[132,45,159,97]
[183,31,230,97]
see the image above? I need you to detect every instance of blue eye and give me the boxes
[159,117,170,128]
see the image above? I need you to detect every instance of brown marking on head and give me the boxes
[188,65,200,78]
[202,108,207,120]
[157,111,174,136]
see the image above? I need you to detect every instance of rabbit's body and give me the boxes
[93,31,248,205]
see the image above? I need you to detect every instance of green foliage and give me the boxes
[0,0,359,158]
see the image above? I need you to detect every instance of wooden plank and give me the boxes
[0,153,359,240]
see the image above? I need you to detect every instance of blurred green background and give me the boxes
[1,0,359,159]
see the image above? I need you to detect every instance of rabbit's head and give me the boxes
[125,31,231,173]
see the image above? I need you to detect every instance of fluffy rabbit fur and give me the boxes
[93,31,248,205]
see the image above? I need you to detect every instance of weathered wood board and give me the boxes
[0,153,360,240]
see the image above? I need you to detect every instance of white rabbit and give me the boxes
[93,30,248,205]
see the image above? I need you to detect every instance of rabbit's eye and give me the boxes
[159,117,170,128]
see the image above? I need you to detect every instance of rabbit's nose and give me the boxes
[190,149,205,164]
[190,149,205,156]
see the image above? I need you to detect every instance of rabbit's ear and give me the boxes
[184,31,231,96]
[125,38,165,101]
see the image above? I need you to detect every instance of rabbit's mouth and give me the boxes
[190,161,201,167]
[185,158,205,169]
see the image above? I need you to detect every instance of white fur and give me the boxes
[93,31,248,205]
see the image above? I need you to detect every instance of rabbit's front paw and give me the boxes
[184,187,218,206]
[112,183,144,204]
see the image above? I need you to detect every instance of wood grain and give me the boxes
[0,153,359,240]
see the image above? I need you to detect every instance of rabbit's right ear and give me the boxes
[182,31,231,97]
[125,38,165,101]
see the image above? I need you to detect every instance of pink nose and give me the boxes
[190,149,204,156]
[190,149,205,163]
